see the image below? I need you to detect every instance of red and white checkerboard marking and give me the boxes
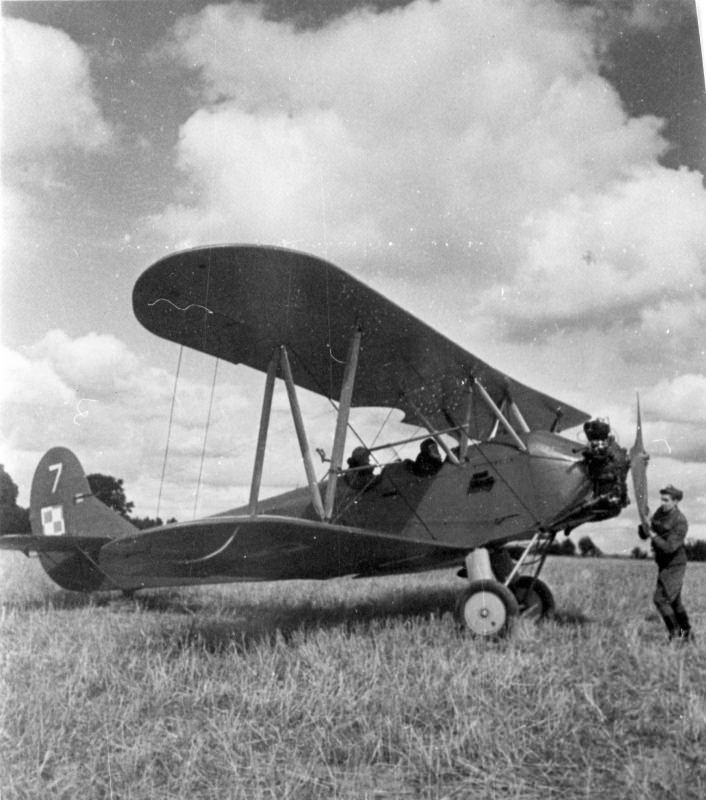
[41,505,66,536]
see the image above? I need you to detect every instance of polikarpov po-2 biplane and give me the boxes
[2,246,640,637]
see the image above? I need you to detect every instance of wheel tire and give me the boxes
[455,579,519,638]
[509,576,555,621]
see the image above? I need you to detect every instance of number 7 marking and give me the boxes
[48,463,63,494]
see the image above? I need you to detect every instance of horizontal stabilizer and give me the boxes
[0,534,112,555]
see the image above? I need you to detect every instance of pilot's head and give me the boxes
[421,438,441,461]
[348,446,370,468]
[659,484,683,509]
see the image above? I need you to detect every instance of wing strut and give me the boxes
[324,327,362,520]
[280,346,326,520]
[474,379,527,451]
[509,400,530,434]
[249,349,278,516]
[458,384,473,460]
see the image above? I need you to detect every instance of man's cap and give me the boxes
[351,446,369,459]
[659,484,684,502]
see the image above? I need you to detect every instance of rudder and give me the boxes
[30,447,135,591]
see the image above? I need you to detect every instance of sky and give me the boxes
[1,0,705,554]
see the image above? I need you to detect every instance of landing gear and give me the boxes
[456,536,557,636]
[455,579,519,638]
[509,575,555,620]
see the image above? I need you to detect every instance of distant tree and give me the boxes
[578,536,603,557]
[0,464,30,534]
[87,474,134,518]
[558,538,576,557]
[130,516,177,530]
[685,539,706,562]
[630,546,648,560]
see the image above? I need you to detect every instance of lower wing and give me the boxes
[99,516,466,590]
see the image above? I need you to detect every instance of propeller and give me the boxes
[629,394,650,538]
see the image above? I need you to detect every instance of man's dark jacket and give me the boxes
[650,506,688,568]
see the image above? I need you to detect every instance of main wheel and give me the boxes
[509,576,555,621]
[455,579,519,638]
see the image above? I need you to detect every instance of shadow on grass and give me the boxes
[163,596,597,653]
[551,606,592,626]
[163,586,462,653]
[3,589,219,615]
[4,585,595,652]
[1,590,114,611]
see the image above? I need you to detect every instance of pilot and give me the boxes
[643,485,693,643]
[414,438,443,476]
[345,446,375,490]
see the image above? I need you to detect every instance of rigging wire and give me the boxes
[193,357,220,520]
[157,345,183,520]
[202,254,213,351]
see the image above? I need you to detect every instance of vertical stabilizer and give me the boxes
[30,447,136,540]
[29,447,135,591]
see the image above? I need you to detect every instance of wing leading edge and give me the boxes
[133,245,589,438]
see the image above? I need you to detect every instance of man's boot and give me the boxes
[674,610,694,643]
[660,610,679,642]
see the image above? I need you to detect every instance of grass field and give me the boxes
[1,553,704,799]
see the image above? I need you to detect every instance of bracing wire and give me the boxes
[193,357,219,519]
[157,345,183,520]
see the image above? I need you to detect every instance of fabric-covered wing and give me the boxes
[133,245,589,437]
[99,515,465,588]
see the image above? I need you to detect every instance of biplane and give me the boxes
[1,245,641,637]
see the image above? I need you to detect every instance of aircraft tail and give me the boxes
[29,447,136,590]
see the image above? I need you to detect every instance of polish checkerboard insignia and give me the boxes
[41,505,66,536]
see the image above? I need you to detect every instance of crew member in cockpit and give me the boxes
[414,438,443,476]
[345,446,375,490]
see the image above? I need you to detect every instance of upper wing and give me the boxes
[133,245,589,437]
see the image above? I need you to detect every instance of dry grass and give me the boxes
[1,553,704,799]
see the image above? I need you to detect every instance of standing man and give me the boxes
[644,485,693,642]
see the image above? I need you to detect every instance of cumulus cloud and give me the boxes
[644,374,706,424]
[2,17,112,158]
[154,0,704,337]
[23,330,140,400]
[482,166,706,333]
[157,0,621,260]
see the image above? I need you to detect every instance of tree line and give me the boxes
[0,465,174,534]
